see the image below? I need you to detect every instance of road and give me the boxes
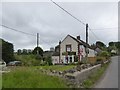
[95,56,118,88]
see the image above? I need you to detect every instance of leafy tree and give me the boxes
[44,56,53,65]
[96,41,106,47]
[17,49,22,55]
[109,42,114,46]
[96,41,106,50]
[1,39,14,63]
[32,46,43,57]
[91,44,96,49]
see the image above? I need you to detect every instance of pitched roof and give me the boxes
[67,34,90,48]
[52,52,60,56]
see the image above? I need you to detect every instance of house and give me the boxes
[52,34,96,65]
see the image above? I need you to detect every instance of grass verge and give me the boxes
[82,62,110,88]
[2,67,68,88]
[32,65,75,71]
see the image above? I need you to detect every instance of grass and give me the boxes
[2,67,68,88]
[32,65,75,71]
[82,63,110,88]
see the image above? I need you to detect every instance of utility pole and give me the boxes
[37,33,39,47]
[86,24,88,63]
[37,33,39,55]
[59,40,61,63]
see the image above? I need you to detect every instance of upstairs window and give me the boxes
[66,45,72,52]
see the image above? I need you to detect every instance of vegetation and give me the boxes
[2,67,68,88]
[0,39,14,63]
[82,62,110,88]
[32,47,43,56]
[44,56,53,65]
[96,41,106,50]
[33,65,75,71]
[15,54,41,66]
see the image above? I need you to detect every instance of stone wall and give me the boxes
[65,64,101,86]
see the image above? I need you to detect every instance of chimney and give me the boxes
[77,36,80,40]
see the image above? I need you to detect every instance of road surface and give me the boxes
[95,56,118,88]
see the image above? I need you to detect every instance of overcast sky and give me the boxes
[0,1,118,51]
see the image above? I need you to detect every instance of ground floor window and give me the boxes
[64,55,74,63]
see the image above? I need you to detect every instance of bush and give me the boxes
[96,57,104,65]
[74,55,78,62]
[99,51,110,60]
[44,56,53,66]
[15,55,41,66]
[100,51,109,57]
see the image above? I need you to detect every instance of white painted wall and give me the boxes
[88,49,96,57]
[60,35,78,61]
[52,56,59,65]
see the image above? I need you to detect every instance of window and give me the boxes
[66,45,72,52]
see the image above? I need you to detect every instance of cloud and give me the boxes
[1,2,118,51]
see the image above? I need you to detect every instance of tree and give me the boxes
[44,56,53,65]
[32,47,43,56]
[32,47,43,60]
[22,49,28,55]
[96,41,106,50]
[1,39,14,63]
[17,49,22,55]
[91,44,96,49]
[109,42,114,46]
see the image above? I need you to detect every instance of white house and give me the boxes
[52,35,96,64]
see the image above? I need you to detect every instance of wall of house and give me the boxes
[60,35,78,62]
[88,49,96,57]
[79,45,86,57]
[52,56,59,65]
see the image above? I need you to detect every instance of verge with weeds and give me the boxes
[82,62,110,88]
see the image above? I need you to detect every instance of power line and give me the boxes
[1,24,54,46]
[1,24,36,36]
[91,27,118,30]
[89,27,101,40]
[50,0,103,43]
[50,0,86,26]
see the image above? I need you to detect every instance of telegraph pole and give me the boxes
[86,24,88,63]
[37,33,39,55]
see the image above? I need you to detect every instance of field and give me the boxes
[2,65,76,88]
[2,66,70,88]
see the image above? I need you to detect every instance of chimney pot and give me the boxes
[77,36,80,40]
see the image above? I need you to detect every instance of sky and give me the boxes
[0,1,118,51]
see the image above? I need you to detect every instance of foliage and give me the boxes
[82,63,110,88]
[108,41,120,55]
[0,39,14,63]
[17,49,22,55]
[44,56,53,66]
[15,54,41,66]
[17,49,33,55]
[33,65,76,71]
[96,41,106,48]
[32,47,43,57]
[74,55,78,62]
[2,67,68,88]
[95,41,108,51]
[99,51,110,57]
[109,42,114,46]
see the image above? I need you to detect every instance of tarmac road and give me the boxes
[95,56,118,88]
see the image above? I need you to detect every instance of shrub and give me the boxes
[44,56,53,66]
[99,51,109,57]
[96,57,103,64]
